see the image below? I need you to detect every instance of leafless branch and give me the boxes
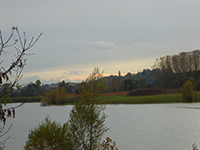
[0,26,41,146]
[0,26,42,92]
[0,124,13,138]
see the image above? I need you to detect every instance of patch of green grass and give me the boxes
[10,96,43,103]
[11,96,43,100]
[102,92,196,104]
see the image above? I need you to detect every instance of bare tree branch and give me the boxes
[0,26,42,147]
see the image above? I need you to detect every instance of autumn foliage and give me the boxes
[41,87,68,105]
[24,117,72,150]
[99,137,118,150]
[181,78,195,102]
[128,87,180,96]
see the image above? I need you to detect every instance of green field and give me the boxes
[101,92,200,104]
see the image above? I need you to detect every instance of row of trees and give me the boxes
[58,80,73,93]
[123,76,148,91]
[153,50,200,88]
[20,80,43,96]
[0,80,75,98]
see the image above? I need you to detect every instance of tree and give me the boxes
[26,82,37,96]
[181,78,195,102]
[123,79,133,91]
[153,50,200,88]
[41,87,68,105]
[20,80,42,96]
[24,117,73,150]
[0,26,42,149]
[35,79,41,95]
[0,83,12,97]
[68,67,108,150]
[58,80,73,94]
[42,89,56,105]
[55,87,68,104]
[109,76,120,92]
[138,76,148,88]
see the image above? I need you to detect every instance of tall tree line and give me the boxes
[153,50,200,88]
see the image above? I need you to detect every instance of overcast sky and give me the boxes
[1,0,200,84]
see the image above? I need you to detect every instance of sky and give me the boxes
[1,0,200,85]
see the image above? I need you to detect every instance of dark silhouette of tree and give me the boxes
[153,50,200,89]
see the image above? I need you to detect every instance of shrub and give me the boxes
[181,79,195,102]
[99,137,118,150]
[193,143,198,150]
[41,87,68,105]
[24,117,73,150]
[128,87,180,96]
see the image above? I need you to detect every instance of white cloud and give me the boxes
[85,41,117,50]
[69,70,86,76]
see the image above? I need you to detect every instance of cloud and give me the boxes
[85,41,117,51]
[19,75,41,85]
[2,0,200,85]
[69,70,86,76]
[122,42,179,58]
[41,78,59,85]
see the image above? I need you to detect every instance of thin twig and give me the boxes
[0,123,13,138]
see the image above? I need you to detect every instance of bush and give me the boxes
[41,87,68,105]
[181,79,195,102]
[128,87,180,96]
[99,137,118,150]
[24,117,72,150]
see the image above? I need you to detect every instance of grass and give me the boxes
[102,93,186,104]
[101,91,200,104]
[64,92,193,105]
[11,96,43,100]
[10,96,43,102]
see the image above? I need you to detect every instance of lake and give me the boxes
[4,103,200,150]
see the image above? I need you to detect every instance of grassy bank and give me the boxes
[64,92,199,105]
[10,96,43,103]
[102,92,200,104]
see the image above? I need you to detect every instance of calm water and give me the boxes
[4,103,200,150]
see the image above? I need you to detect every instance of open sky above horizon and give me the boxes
[1,0,200,85]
